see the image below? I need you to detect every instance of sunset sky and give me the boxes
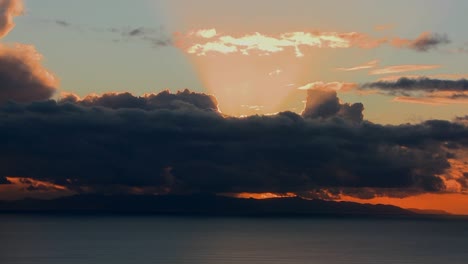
[1,0,468,214]
[5,0,467,122]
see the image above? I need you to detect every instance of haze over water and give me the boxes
[1,215,467,264]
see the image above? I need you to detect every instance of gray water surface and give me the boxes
[1,215,467,264]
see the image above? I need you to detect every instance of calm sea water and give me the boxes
[0,215,467,264]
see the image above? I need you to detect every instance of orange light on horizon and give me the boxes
[341,193,468,215]
[224,192,298,199]
[0,177,74,201]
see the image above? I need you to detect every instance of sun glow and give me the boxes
[185,51,312,116]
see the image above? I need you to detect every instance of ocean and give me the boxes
[1,215,467,264]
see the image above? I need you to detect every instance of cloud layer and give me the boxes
[363,78,468,93]
[1,89,467,200]
[60,89,219,112]
[362,77,468,105]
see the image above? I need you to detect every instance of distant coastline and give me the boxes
[1,195,466,220]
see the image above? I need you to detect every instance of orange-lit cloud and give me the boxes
[179,29,448,57]
[181,29,386,57]
[297,81,357,92]
[370,64,441,75]
[0,0,23,39]
[0,177,74,200]
[341,151,468,215]
[0,43,59,103]
[0,0,58,103]
[335,60,378,72]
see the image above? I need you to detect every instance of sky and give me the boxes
[3,0,467,122]
[0,0,468,214]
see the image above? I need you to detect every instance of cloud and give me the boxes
[392,97,436,105]
[0,0,58,104]
[392,32,450,52]
[44,18,174,48]
[193,29,217,39]
[60,89,220,112]
[180,30,387,57]
[379,74,468,82]
[0,43,58,104]
[54,20,70,27]
[370,64,441,75]
[302,89,364,123]
[118,27,173,47]
[363,77,468,93]
[362,78,468,105]
[0,0,23,39]
[179,29,450,57]
[0,177,74,200]
[297,81,357,92]
[1,89,466,200]
[392,94,468,105]
[335,60,378,72]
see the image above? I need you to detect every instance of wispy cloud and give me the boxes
[114,26,173,47]
[370,64,441,75]
[42,18,173,48]
[393,96,443,105]
[54,20,70,27]
[448,42,468,54]
[392,32,450,52]
[335,60,378,72]
[393,95,468,105]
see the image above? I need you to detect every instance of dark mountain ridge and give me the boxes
[0,194,418,217]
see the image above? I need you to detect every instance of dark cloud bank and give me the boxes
[1,86,467,200]
[362,77,468,94]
